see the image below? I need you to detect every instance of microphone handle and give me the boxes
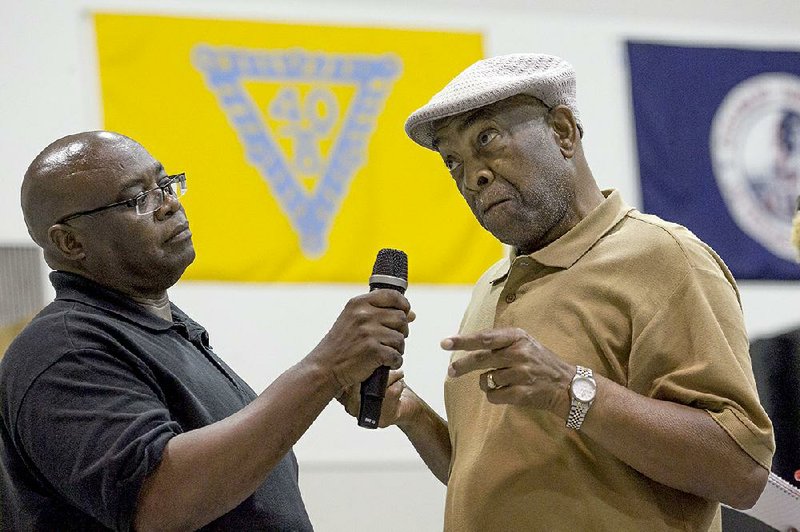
[358,282,405,429]
[358,368,390,429]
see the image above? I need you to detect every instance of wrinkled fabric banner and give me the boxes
[95,13,501,283]
[628,41,800,279]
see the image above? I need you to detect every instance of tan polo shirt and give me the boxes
[444,190,774,532]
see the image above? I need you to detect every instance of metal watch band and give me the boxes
[566,366,594,431]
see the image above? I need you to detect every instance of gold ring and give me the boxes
[487,372,499,390]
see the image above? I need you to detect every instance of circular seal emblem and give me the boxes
[710,72,800,261]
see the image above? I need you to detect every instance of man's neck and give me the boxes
[55,266,175,322]
[130,293,173,322]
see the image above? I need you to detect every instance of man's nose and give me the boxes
[155,189,181,219]
[463,158,494,192]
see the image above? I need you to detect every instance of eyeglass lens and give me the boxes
[135,175,188,216]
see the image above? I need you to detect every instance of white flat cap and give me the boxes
[405,53,582,150]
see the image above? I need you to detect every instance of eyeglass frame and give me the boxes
[55,173,187,225]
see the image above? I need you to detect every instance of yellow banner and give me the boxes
[95,14,502,283]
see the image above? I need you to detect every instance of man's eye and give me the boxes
[128,192,148,208]
[478,130,498,147]
[123,194,139,208]
[444,158,461,172]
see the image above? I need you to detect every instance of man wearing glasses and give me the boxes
[0,130,413,530]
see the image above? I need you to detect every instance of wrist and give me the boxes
[298,357,342,400]
[566,365,597,430]
[547,364,576,419]
[396,386,424,433]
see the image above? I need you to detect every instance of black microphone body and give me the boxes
[358,248,408,429]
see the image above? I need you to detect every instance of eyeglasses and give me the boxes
[56,173,188,224]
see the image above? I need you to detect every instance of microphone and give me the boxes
[358,248,408,429]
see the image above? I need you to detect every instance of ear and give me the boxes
[47,224,86,261]
[549,105,579,160]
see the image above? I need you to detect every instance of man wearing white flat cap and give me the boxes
[342,53,775,530]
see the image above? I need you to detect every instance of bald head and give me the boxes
[21,131,151,247]
[20,130,195,298]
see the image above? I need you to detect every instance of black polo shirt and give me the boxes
[0,271,312,531]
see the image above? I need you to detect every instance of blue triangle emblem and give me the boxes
[193,46,402,257]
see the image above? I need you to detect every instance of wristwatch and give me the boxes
[566,365,596,430]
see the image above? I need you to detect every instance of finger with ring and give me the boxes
[487,371,500,390]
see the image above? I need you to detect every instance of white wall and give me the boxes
[2,1,800,530]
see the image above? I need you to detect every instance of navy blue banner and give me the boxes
[628,41,800,279]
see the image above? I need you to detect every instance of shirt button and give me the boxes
[505,293,516,303]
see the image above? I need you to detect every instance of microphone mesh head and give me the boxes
[372,248,408,280]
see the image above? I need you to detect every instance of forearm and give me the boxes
[579,374,768,509]
[397,389,452,485]
[135,359,338,531]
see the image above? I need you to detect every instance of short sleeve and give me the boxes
[14,349,181,531]
[628,266,775,469]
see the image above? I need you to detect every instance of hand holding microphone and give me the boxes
[358,248,408,428]
[308,249,411,424]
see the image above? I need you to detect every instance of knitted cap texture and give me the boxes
[404,53,582,150]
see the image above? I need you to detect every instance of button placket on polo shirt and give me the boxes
[494,257,555,329]
[497,257,533,310]
[170,321,243,393]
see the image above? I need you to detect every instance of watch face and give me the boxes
[572,377,596,402]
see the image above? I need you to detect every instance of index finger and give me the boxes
[443,329,529,379]
[447,349,502,378]
[367,289,411,314]
[440,328,523,352]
